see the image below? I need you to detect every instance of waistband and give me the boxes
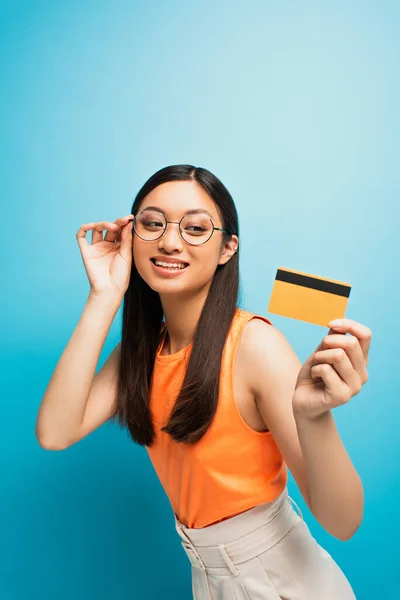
[174,488,304,575]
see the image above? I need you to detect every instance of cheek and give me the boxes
[191,248,220,275]
[132,236,149,257]
[132,241,151,274]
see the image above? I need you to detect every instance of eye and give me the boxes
[185,226,207,233]
[145,220,164,228]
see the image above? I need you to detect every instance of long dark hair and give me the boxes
[110,164,241,446]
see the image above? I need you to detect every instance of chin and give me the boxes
[148,280,187,294]
[137,268,188,292]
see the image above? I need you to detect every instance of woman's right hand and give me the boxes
[76,214,135,301]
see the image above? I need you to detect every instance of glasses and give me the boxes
[133,209,230,246]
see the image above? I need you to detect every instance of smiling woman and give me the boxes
[36,164,357,600]
[120,167,240,442]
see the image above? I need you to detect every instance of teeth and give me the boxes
[154,260,187,269]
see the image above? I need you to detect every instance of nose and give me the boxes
[157,221,184,253]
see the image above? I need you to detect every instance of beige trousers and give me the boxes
[174,487,357,599]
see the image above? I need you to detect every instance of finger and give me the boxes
[311,363,349,405]
[321,334,368,378]
[76,222,110,249]
[113,217,133,245]
[76,216,134,251]
[117,215,134,243]
[312,348,362,392]
[327,327,346,336]
[119,218,134,261]
[104,215,134,243]
[90,221,118,244]
[328,319,372,363]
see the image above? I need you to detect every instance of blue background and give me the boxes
[1,0,399,598]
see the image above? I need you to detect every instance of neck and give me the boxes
[159,289,209,355]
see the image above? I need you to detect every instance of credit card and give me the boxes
[268,267,351,327]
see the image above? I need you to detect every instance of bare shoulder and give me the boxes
[239,318,302,380]
[239,317,311,507]
[239,316,303,405]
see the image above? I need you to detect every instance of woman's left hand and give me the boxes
[293,319,372,420]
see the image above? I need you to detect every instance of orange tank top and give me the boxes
[145,307,288,528]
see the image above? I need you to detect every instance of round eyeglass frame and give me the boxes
[132,209,230,246]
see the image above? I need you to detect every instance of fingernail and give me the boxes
[329,319,344,327]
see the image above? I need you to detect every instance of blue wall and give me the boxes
[1,1,398,598]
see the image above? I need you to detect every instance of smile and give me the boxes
[150,259,189,277]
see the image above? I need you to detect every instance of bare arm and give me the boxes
[240,319,311,508]
[242,318,363,540]
[35,293,122,450]
[294,410,363,540]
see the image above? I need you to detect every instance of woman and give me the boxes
[36,164,371,599]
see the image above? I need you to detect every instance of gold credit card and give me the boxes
[268,267,352,327]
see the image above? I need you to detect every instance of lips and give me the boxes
[150,258,189,267]
[150,258,189,278]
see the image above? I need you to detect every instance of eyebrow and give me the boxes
[141,206,215,219]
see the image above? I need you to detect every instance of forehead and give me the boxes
[140,181,218,219]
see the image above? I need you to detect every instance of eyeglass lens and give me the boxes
[134,210,214,244]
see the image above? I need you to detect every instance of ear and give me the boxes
[218,235,239,266]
